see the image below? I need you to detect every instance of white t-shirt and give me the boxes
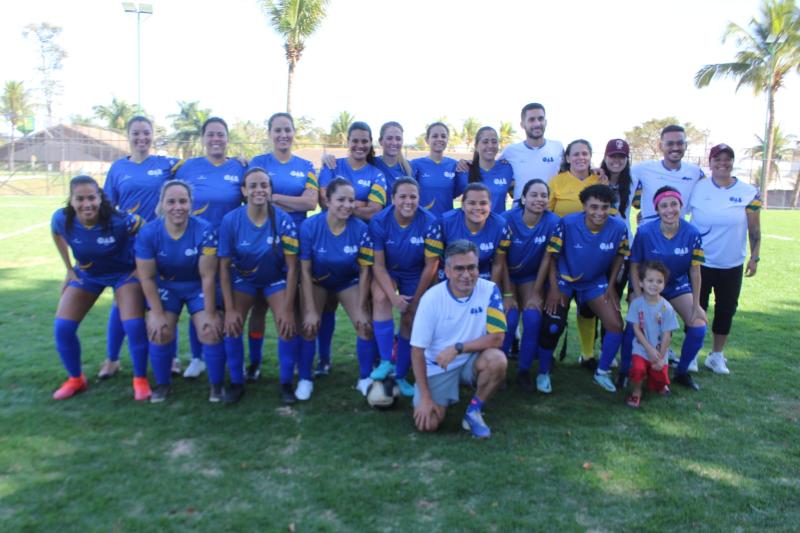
[688,177,761,268]
[631,160,705,221]
[500,139,564,199]
[410,277,506,377]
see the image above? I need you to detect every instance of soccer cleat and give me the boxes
[396,378,415,397]
[704,352,730,375]
[314,363,331,378]
[209,384,224,403]
[674,373,700,391]
[355,377,373,397]
[171,357,182,376]
[52,375,88,400]
[294,379,314,401]
[97,359,120,379]
[536,373,552,394]
[370,360,395,381]
[182,358,206,379]
[223,383,245,404]
[626,394,641,408]
[593,371,616,393]
[688,356,699,373]
[579,356,598,372]
[150,384,170,403]
[462,409,491,439]
[516,371,534,393]
[245,363,261,383]
[133,377,152,401]
[280,383,297,405]
[615,371,629,390]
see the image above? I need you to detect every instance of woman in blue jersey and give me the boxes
[373,122,414,193]
[135,180,223,403]
[101,115,181,379]
[440,183,510,286]
[368,177,442,396]
[299,177,375,396]
[175,117,245,379]
[501,179,560,393]
[411,122,463,218]
[219,168,301,404]
[457,126,514,214]
[628,186,707,391]
[50,176,150,401]
[243,113,318,381]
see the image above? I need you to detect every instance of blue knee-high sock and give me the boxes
[248,332,264,366]
[538,347,555,375]
[678,325,707,374]
[598,331,624,372]
[122,318,149,378]
[106,304,125,362]
[503,307,520,355]
[620,324,634,374]
[224,336,245,385]
[519,309,542,372]
[277,337,297,385]
[356,337,376,379]
[318,311,335,365]
[189,320,203,360]
[396,336,411,379]
[373,319,395,362]
[54,318,81,378]
[299,338,316,380]
[149,342,174,385]
[203,341,225,385]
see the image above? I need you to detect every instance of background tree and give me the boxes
[168,101,211,159]
[228,120,270,160]
[624,117,709,161]
[92,97,140,131]
[327,111,354,146]
[294,115,326,145]
[461,117,480,149]
[1,81,35,172]
[69,114,96,127]
[748,124,797,183]
[23,23,67,126]
[694,0,800,206]
[261,0,330,114]
[499,121,517,149]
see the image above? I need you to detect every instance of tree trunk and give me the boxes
[8,126,15,173]
[761,82,776,208]
[286,59,295,114]
[791,169,800,208]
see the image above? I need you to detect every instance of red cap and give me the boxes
[709,143,734,159]
[605,138,629,157]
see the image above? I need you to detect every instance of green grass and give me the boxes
[1,196,798,531]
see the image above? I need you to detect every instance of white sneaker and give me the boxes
[295,379,314,401]
[355,377,373,396]
[183,358,206,378]
[704,352,730,375]
[688,356,699,373]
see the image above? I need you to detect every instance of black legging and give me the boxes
[699,264,743,336]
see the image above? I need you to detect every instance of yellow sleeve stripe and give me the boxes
[282,235,299,249]
[486,308,508,333]
[201,246,217,256]
[358,247,374,265]
[305,173,319,191]
[691,249,705,265]
[171,159,185,174]
[368,185,387,206]
[424,238,444,256]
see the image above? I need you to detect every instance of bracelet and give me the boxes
[751,256,760,263]
[503,292,514,297]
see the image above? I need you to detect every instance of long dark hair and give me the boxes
[243,167,278,252]
[348,122,376,166]
[560,139,592,173]
[64,175,117,233]
[600,156,632,219]
[469,126,497,184]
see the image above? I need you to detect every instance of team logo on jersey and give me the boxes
[470,306,484,314]
[479,242,495,252]
[409,236,424,245]
[493,178,507,185]
[681,176,693,181]
[343,245,358,255]
[673,247,689,256]
[729,196,742,203]
[158,251,168,257]
[223,174,240,183]
[147,169,164,177]
[239,240,251,247]
[444,171,456,179]
[266,236,274,245]
[534,235,546,244]
[96,236,117,246]
[197,175,207,180]
[120,174,132,182]
[290,170,305,178]
[542,157,555,163]
[599,242,615,251]
[185,247,198,256]
[357,179,371,187]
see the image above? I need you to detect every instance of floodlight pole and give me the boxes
[122,3,153,112]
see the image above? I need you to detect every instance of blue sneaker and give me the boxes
[370,360,395,380]
[396,377,415,397]
[536,373,552,394]
[594,370,616,392]
[462,409,491,439]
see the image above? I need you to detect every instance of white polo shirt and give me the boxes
[631,160,705,221]
[500,139,564,199]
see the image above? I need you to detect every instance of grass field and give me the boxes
[0,195,798,532]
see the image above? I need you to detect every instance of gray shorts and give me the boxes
[413,353,478,408]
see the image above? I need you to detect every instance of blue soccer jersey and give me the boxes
[547,212,630,289]
[134,216,217,287]
[218,205,299,287]
[247,153,318,227]
[318,158,387,206]
[411,156,463,217]
[51,209,143,277]
[369,205,442,281]
[456,164,514,214]
[440,209,510,278]
[104,155,181,221]
[299,212,373,290]
[630,219,704,295]
[503,208,561,284]
[374,156,408,194]
[175,157,245,228]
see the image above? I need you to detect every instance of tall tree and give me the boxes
[261,0,330,114]
[498,121,516,149]
[624,117,709,161]
[748,125,797,183]
[461,117,481,149]
[694,0,800,206]
[168,101,211,159]
[23,23,67,126]
[1,81,35,172]
[228,120,270,160]
[93,97,139,131]
[327,111,354,146]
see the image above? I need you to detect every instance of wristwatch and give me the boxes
[455,342,464,354]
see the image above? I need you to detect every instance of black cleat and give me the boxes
[280,383,297,405]
[516,371,534,394]
[674,373,700,391]
[150,384,171,403]
[245,363,261,383]
[209,384,224,403]
[223,383,245,404]
[579,356,598,372]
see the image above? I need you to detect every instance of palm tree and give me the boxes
[168,101,211,159]
[499,121,516,149]
[461,117,481,149]
[261,0,330,114]
[694,0,800,206]
[1,81,34,172]
[327,111,354,146]
[92,97,139,131]
[748,124,797,183]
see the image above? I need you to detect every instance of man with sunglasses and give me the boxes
[410,240,508,438]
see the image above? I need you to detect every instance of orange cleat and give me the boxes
[52,375,88,400]
[133,377,152,401]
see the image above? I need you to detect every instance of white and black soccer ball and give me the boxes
[366,377,400,410]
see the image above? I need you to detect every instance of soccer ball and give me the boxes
[366,377,400,410]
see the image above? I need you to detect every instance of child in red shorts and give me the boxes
[625,260,680,408]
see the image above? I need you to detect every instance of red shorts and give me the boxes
[630,355,670,392]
